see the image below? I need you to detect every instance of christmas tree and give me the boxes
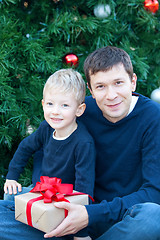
[0,0,160,198]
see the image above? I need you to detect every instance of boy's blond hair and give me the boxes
[43,69,86,105]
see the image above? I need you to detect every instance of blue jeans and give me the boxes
[0,200,73,240]
[96,203,160,240]
[0,202,160,240]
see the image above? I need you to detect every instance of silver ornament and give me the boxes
[94,4,111,19]
[151,87,160,103]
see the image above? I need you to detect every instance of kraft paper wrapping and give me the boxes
[15,191,88,233]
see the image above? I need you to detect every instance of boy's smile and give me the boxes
[50,117,63,123]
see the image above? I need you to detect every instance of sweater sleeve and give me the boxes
[74,140,96,198]
[86,114,160,227]
[6,121,47,181]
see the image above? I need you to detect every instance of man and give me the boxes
[44,46,160,240]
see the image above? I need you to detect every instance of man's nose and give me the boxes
[105,86,118,100]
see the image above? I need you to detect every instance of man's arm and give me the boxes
[44,202,89,238]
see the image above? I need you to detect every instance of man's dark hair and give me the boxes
[84,46,133,89]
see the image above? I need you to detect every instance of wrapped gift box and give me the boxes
[15,191,88,233]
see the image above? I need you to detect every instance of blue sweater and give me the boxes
[80,93,160,230]
[6,121,95,197]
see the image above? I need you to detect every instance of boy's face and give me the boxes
[42,89,85,137]
[89,64,137,123]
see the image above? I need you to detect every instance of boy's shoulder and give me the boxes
[37,120,53,136]
[39,120,52,129]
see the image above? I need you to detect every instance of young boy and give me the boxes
[4,68,95,239]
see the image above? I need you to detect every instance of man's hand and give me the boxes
[44,202,89,238]
[4,179,22,195]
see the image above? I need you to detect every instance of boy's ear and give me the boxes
[76,103,86,117]
[42,99,44,107]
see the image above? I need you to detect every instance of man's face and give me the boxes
[89,64,137,123]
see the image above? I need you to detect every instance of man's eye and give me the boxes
[116,81,122,85]
[97,85,104,89]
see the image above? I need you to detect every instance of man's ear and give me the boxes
[87,83,95,99]
[76,103,86,117]
[132,73,137,92]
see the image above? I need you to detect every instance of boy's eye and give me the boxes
[62,104,69,107]
[47,102,53,106]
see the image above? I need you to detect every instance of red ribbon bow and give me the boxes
[30,176,73,203]
[26,176,74,227]
[26,176,94,227]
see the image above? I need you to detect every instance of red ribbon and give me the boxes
[30,176,73,203]
[26,176,94,227]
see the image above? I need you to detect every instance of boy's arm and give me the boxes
[6,121,47,181]
[6,134,39,181]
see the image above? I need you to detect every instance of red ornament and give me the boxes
[63,53,79,67]
[144,0,159,13]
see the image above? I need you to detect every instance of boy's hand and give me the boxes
[44,202,89,238]
[4,179,22,195]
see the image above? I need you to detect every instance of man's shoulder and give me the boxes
[133,94,160,128]
[85,95,96,106]
[84,96,102,115]
[79,96,104,133]
[76,121,94,143]
[138,94,160,114]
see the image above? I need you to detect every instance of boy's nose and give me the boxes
[51,105,59,114]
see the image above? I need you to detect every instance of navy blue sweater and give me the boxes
[80,94,160,230]
[6,121,95,197]
[7,93,160,236]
